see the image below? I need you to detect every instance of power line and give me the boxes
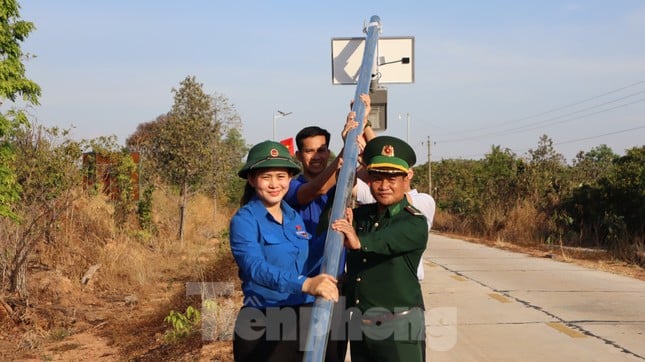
[554,126,645,146]
[440,79,645,137]
[427,80,645,159]
[496,91,645,134]
[501,79,645,128]
[440,96,645,143]
[490,97,645,138]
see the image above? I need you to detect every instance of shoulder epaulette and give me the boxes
[405,204,424,216]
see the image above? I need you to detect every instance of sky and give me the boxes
[16,1,645,164]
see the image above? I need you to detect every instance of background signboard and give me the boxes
[331,36,414,84]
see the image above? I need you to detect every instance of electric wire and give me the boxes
[440,96,645,143]
[439,79,645,137]
[554,126,645,146]
[435,80,645,144]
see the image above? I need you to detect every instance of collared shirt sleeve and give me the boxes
[229,206,306,295]
[409,191,436,229]
[355,178,376,205]
[284,177,305,209]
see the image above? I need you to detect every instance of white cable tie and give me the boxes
[364,19,382,32]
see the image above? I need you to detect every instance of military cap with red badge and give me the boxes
[362,135,416,174]
[238,140,301,178]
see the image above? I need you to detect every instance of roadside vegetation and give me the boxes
[415,139,644,267]
[0,0,642,360]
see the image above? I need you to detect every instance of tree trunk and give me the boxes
[7,213,50,299]
[10,258,28,299]
[178,181,187,243]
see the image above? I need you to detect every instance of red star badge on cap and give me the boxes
[382,145,394,157]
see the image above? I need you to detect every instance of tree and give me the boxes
[127,115,168,233]
[571,144,618,185]
[560,146,644,256]
[127,81,248,236]
[127,115,167,186]
[205,94,247,208]
[605,146,645,239]
[0,0,41,220]
[1,126,82,298]
[526,135,567,208]
[85,135,139,226]
[154,76,220,242]
[482,145,520,204]
[476,145,522,236]
[432,158,481,217]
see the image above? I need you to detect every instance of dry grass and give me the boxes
[433,209,467,235]
[94,235,157,290]
[0,185,240,361]
[500,200,548,245]
[434,201,644,281]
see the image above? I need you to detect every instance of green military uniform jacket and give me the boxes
[344,197,428,313]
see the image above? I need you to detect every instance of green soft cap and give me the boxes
[238,140,301,178]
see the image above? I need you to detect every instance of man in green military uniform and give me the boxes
[332,135,428,362]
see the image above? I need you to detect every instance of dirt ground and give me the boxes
[1,233,642,362]
[1,246,241,362]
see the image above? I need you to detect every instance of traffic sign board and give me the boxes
[331,36,414,84]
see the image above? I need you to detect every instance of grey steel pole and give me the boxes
[407,112,410,143]
[302,15,381,362]
[273,110,292,141]
[428,136,432,195]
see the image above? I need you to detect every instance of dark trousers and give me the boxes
[234,302,349,362]
[233,305,305,362]
[348,307,426,362]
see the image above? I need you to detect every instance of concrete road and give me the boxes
[422,234,645,361]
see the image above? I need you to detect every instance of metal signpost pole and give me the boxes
[303,15,381,362]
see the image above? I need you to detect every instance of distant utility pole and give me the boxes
[406,113,410,143]
[273,110,292,141]
[427,135,432,196]
[399,112,410,143]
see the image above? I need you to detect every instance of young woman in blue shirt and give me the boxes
[230,140,339,362]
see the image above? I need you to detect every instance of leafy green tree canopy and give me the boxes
[0,0,41,220]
